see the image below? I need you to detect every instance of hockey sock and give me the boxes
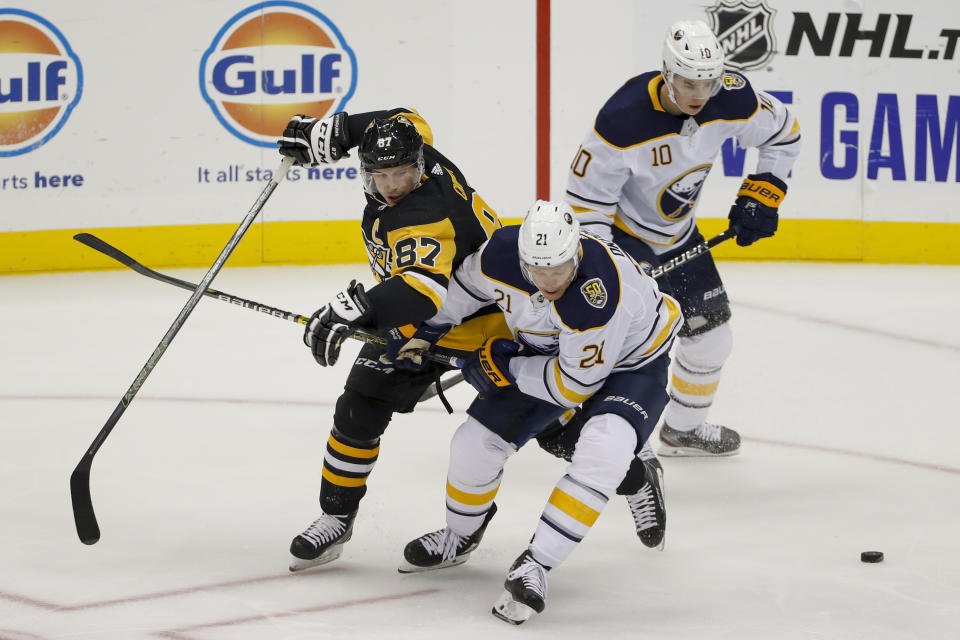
[663,324,732,430]
[530,474,608,567]
[319,430,379,514]
[445,417,514,536]
[445,473,501,536]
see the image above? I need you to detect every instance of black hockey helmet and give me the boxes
[358,116,425,204]
[358,116,424,170]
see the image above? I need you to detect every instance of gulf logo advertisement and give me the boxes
[0,8,83,157]
[199,1,357,148]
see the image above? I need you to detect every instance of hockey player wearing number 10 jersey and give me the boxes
[399,201,682,624]
[564,19,801,456]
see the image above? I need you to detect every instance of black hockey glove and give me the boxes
[303,280,371,367]
[461,338,520,395]
[277,112,350,166]
[727,172,787,247]
[380,322,452,371]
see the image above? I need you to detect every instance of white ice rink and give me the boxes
[1,259,959,639]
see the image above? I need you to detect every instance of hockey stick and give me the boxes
[72,232,465,369]
[647,228,737,279]
[70,157,294,545]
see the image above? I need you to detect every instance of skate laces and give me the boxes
[419,528,468,562]
[300,514,346,547]
[508,554,548,600]
[626,485,659,531]
[694,422,722,442]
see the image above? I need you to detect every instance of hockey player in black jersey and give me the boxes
[277,108,511,571]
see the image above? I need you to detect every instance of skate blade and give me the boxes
[397,553,470,574]
[657,443,740,457]
[288,545,344,572]
[491,590,537,625]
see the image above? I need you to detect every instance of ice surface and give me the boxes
[1,261,958,639]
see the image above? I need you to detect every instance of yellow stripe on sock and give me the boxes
[548,487,600,527]
[328,436,380,459]
[322,467,368,488]
[671,374,720,396]
[446,480,499,506]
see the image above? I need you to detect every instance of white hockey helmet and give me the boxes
[518,200,581,290]
[662,20,724,100]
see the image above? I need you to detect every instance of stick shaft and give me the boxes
[648,229,736,279]
[74,231,463,368]
[70,157,293,545]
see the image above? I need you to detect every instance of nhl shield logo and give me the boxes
[706,0,777,71]
[581,278,607,309]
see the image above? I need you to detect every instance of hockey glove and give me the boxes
[304,280,371,367]
[727,172,787,247]
[461,338,520,395]
[277,112,350,166]
[380,323,452,371]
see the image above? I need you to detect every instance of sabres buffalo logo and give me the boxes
[658,164,712,221]
[580,278,608,309]
[516,330,560,355]
[706,0,777,71]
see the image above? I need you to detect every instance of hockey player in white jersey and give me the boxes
[563,19,801,456]
[397,201,681,624]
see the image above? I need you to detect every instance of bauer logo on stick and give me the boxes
[0,9,83,157]
[199,1,357,148]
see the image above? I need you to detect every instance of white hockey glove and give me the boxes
[277,112,350,166]
[304,280,371,367]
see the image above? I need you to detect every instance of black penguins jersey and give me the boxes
[429,226,683,408]
[344,108,502,331]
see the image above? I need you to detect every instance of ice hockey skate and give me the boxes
[658,422,741,456]
[491,550,550,625]
[288,511,356,572]
[626,457,666,549]
[398,504,497,573]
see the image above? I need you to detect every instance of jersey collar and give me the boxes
[648,75,667,113]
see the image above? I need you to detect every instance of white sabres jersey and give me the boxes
[566,70,801,254]
[429,225,682,409]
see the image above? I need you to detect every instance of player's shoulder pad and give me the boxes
[554,235,621,331]
[698,71,758,122]
[422,145,466,184]
[479,226,538,294]
[594,71,679,149]
[378,189,449,233]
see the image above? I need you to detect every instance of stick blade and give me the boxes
[70,465,101,544]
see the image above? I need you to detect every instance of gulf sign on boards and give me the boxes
[0,8,82,157]
[199,1,357,148]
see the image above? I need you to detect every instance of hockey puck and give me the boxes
[860,551,884,563]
